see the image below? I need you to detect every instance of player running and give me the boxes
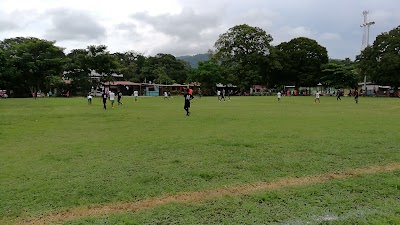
[109,91,115,108]
[336,89,342,101]
[117,91,123,105]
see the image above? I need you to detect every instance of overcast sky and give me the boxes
[0,0,399,59]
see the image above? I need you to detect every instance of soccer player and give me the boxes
[354,89,359,104]
[87,93,92,105]
[109,91,115,108]
[336,89,342,101]
[217,90,221,101]
[101,91,107,109]
[134,90,138,102]
[184,89,194,116]
[221,89,226,101]
[117,91,123,105]
[277,91,281,102]
[314,91,320,103]
[164,91,169,100]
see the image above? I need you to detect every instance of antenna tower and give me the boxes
[360,10,375,50]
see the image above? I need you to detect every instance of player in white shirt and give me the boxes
[277,91,282,102]
[164,91,169,100]
[134,90,138,102]
[109,91,115,108]
[87,93,92,105]
[217,90,221,101]
[314,91,320,103]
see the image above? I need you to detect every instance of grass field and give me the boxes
[0,95,399,224]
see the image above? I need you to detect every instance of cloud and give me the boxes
[0,10,26,33]
[272,26,315,44]
[131,8,221,40]
[115,22,138,31]
[0,19,17,32]
[319,33,341,41]
[44,9,106,42]
[130,8,223,55]
[1,0,400,58]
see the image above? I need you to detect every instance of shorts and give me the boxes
[110,100,115,104]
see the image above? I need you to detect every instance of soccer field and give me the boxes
[1,96,400,224]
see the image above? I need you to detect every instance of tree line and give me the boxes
[1,24,399,97]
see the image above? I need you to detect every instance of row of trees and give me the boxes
[1,24,399,97]
[0,38,191,97]
[191,25,359,93]
[193,24,400,94]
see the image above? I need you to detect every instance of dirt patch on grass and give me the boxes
[15,164,400,225]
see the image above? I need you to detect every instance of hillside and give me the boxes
[177,53,209,68]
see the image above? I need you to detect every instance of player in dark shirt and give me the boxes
[184,90,194,116]
[354,90,359,104]
[336,89,342,101]
[117,91,123,105]
[102,91,107,109]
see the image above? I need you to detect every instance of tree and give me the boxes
[114,51,145,82]
[356,25,400,91]
[276,37,329,88]
[64,45,120,94]
[0,50,6,88]
[321,60,358,89]
[191,59,223,94]
[140,54,189,84]
[0,37,66,96]
[86,45,120,85]
[154,67,174,84]
[214,24,274,91]
[64,49,92,94]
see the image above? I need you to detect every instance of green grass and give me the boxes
[0,95,400,224]
[64,171,400,225]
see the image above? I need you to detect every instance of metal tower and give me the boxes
[360,10,375,50]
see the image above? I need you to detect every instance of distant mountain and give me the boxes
[177,53,210,68]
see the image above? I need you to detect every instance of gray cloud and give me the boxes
[45,9,106,41]
[115,22,138,31]
[0,19,17,32]
[131,8,221,40]
[0,11,21,33]
[172,0,400,59]
[1,0,399,59]
[130,8,224,55]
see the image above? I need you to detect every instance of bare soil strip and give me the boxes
[15,164,400,225]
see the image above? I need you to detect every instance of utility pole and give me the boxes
[360,10,375,51]
[360,10,375,95]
